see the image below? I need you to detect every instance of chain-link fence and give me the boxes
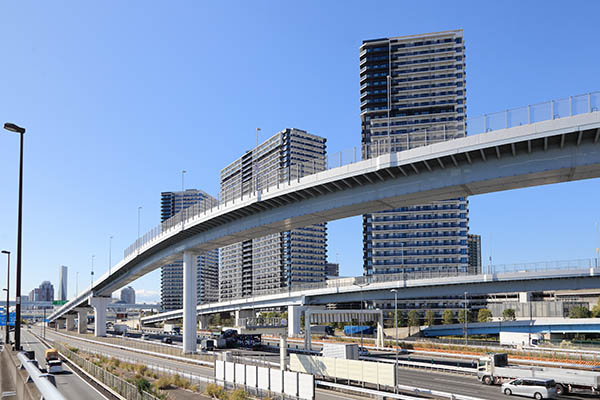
[54,342,163,400]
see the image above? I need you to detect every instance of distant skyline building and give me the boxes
[219,128,328,300]
[467,234,482,274]
[160,189,220,311]
[360,30,469,277]
[120,286,136,304]
[58,265,68,301]
[35,281,54,302]
[325,262,339,277]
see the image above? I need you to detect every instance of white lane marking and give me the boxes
[26,329,109,400]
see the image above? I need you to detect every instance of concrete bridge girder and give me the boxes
[49,113,600,339]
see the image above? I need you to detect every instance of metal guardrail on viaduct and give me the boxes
[50,92,600,326]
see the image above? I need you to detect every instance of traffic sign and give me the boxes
[53,300,68,306]
[0,312,16,326]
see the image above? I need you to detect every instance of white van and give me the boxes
[501,378,557,399]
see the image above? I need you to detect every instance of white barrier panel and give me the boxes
[225,361,235,382]
[257,366,270,391]
[284,371,298,397]
[270,369,283,394]
[246,365,257,388]
[216,359,314,399]
[215,360,225,381]
[290,354,396,387]
[298,373,315,400]
[235,363,246,384]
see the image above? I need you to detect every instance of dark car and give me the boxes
[162,337,173,344]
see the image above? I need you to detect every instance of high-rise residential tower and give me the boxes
[160,189,219,311]
[120,286,136,304]
[58,265,68,301]
[219,128,328,300]
[467,234,482,275]
[360,30,469,277]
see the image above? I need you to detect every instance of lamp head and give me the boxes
[1,250,9,255]
[3,123,25,134]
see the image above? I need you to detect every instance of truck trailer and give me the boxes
[478,353,600,395]
[499,331,543,347]
[321,343,359,360]
[44,348,63,374]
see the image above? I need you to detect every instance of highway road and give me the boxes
[21,329,108,400]
[33,327,365,400]
[36,328,599,400]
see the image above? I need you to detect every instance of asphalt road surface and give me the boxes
[37,328,598,400]
[21,329,107,400]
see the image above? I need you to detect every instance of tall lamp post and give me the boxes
[464,291,468,346]
[356,281,370,351]
[91,255,95,287]
[181,170,186,229]
[108,235,113,275]
[4,122,25,351]
[391,288,399,385]
[1,250,10,344]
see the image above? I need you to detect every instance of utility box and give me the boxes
[321,343,358,359]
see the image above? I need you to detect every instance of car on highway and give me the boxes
[162,337,173,344]
[501,378,557,399]
[142,333,151,340]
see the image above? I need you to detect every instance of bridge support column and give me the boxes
[75,308,88,334]
[288,305,303,337]
[183,251,198,354]
[234,309,253,328]
[198,315,209,331]
[90,297,111,337]
[280,335,287,370]
[376,310,384,348]
[65,315,75,331]
[57,319,66,329]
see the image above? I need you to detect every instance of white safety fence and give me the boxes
[290,353,396,387]
[215,360,315,400]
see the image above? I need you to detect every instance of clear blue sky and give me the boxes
[1,1,599,303]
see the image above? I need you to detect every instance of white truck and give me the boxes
[478,353,600,395]
[500,331,543,347]
[321,343,359,360]
[163,323,180,334]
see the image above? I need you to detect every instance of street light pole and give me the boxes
[4,122,26,351]
[391,288,398,385]
[1,250,9,344]
[91,255,95,287]
[137,206,142,239]
[108,235,113,275]
[181,170,186,229]
[464,291,468,346]
[356,282,369,351]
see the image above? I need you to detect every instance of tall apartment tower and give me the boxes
[160,189,219,311]
[467,234,482,274]
[219,128,328,300]
[360,30,469,277]
[58,265,68,301]
[120,286,136,304]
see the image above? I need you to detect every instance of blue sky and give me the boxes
[1,1,599,303]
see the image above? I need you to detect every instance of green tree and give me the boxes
[397,311,406,327]
[408,310,420,328]
[502,308,516,321]
[569,305,591,318]
[477,308,493,323]
[442,309,454,325]
[457,309,469,324]
[591,299,600,318]
[425,310,436,326]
